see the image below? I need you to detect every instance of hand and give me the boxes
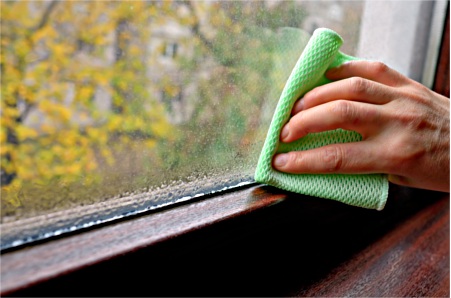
[272,60,450,192]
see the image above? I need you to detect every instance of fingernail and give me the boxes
[280,123,290,140]
[291,98,304,115]
[297,99,304,111]
[274,154,288,167]
[326,65,343,77]
[326,67,339,74]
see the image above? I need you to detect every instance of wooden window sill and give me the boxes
[1,183,449,297]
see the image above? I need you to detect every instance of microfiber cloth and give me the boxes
[254,28,389,210]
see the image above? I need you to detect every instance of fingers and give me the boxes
[274,59,450,191]
[292,77,398,114]
[291,60,408,115]
[272,141,384,174]
[282,100,381,143]
[276,60,403,175]
[326,60,409,87]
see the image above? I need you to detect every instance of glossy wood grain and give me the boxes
[2,183,449,297]
[293,190,449,297]
[0,184,285,295]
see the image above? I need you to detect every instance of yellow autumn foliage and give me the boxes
[1,0,275,221]
[16,126,39,141]
[1,0,174,210]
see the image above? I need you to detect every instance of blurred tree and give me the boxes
[1,0,307,219]
[1,1,173,216]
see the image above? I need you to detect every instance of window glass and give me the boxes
[2,0,443,250]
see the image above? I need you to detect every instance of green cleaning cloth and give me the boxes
[254,28,389,210]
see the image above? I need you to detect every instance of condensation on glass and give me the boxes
[1,0,364,249]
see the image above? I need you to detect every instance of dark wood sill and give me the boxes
[1,183,449,297]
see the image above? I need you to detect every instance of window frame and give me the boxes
[1,183,449,296]
[1,2,449,296]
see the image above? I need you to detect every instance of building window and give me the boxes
[162,42,178,58]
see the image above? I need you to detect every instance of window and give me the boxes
[0,0,447,253]
[162,41,178,58]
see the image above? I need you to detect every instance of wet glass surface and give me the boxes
[1,0,363,249]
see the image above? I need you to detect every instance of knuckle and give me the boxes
[348,77,368,96]
[402,85,431,105]
[369,61,389,75]
[332,100,356,122]
[322,146,344,172]
[287,151,304,169]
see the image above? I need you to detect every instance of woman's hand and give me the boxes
[272,60,450,192]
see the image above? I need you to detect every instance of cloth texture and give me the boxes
[254,28,389,210]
